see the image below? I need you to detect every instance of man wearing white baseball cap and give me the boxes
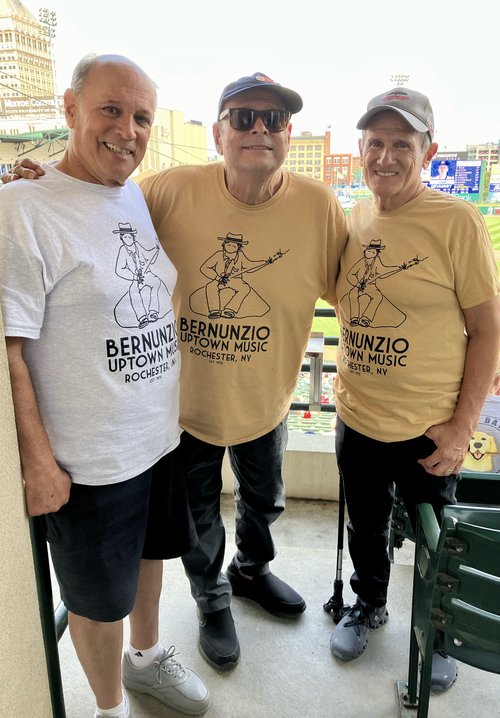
[330,86,500,691]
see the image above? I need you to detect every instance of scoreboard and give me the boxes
[421,158,484,200]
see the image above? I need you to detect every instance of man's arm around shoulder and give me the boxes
[6,336,71,516]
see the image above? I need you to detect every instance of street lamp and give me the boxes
[39,8,58,112]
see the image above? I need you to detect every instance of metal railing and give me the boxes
[30,516,67,717]
[290,307,338,413]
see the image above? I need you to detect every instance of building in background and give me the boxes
[284,130,329,181]
[284,128,354,188]
[137,110,208,174]
[0,0,209,172]
[0,0,62,119]
[324,152,352,188]
[467,142,500,173]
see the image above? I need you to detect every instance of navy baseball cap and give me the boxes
[357,87,435,140]
[217,72,303,116]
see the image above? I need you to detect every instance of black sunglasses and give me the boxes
[218,107,290,133]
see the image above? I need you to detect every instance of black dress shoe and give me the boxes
[198,606,240,671]
[227,562,306,618]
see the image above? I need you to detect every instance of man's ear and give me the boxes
[213,122,223,156]
[64,88,77,129]
[423,141,439,170]
[358,138,364,166]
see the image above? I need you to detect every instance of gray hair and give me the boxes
[70,53,157,104]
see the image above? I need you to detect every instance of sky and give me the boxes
[23,0,500,155]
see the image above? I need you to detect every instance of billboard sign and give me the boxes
[489,163,500,203]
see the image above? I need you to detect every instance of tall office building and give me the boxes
[0,0,61,119]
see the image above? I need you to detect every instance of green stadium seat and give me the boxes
[396,502,500,718]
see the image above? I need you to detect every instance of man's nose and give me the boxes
[116,114,136,140]
[377,147,395,165]
[250,116,269,134]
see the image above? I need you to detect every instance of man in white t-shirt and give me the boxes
[0,54,209,718]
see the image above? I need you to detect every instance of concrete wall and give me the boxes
[0,312,52,717]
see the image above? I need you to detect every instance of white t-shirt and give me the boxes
[0,165,181,485]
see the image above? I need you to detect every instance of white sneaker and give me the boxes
[122,645,211,715]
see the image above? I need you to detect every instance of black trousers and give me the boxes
[335,417,458,608]
[179,420,288,613]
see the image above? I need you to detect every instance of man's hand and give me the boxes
[417,420,469,476]
[6,335,71,516]
[23,465,71,517]
[1,158,45,183]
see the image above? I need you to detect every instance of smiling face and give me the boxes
[213,88,291,181]
[57,58,155,187]
[360,111,437,211]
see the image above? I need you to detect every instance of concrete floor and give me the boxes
[56,495,500,718]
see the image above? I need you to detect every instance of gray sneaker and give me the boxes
[122,646,211,716]
[330,602,388,661]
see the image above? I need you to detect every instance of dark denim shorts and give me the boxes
[44,451,196,622]
[43,469,153,622]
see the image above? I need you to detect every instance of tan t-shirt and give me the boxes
[140,163,348,445]
[335,187,500,442]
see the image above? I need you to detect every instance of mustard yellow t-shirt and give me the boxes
[140,163,348,445]
[335,187,500,442]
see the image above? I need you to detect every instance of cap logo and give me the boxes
[383,93,409,103]
[255,74,274,83]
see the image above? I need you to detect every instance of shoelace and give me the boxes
[343,606,368,635]
[154,645,186,683]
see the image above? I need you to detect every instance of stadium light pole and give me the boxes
[39,8,58,114]
[390,74,410,86]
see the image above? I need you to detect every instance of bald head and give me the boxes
[71,54,157,106]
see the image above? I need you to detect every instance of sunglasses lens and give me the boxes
[266,111,289,131]
[229,109,289,132]
[230,109,254,130]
